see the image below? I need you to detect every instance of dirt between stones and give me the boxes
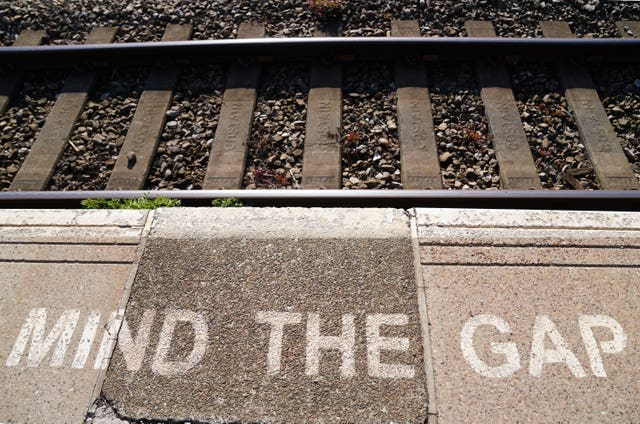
[102,238,427,423]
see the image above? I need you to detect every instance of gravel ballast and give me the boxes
[1,1,639,193]
[48,68,146,191]
[341,62,400,189]
[243,64,308,189]
[592,63,640,184]
[145,64,225,190]
[2,1,640,44]
[0,72,64,191]
[428,63,499,190]
[510,63,599,190]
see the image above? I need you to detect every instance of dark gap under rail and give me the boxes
[0,190,639,210]
[2,37,640,69]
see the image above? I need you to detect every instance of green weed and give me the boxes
[211,198,243,207]
[81,195,181,209]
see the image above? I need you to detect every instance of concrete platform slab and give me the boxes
[102,208,428,423]
[7,206,637,424]
[416,208,640,423]
[0,210,149,424]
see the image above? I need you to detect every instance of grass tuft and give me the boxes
[81,195,181,209]
[211,198,243,207]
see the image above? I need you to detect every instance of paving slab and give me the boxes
[102,208,428,423]
[416,208,640,423]
[0,210,149,424]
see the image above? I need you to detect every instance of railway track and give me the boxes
[2,10,640,423]
[1,19,639,209]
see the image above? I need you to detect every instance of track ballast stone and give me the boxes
[592,63,640,184]
[243,64,308,189]
[510,63,599,190]
[2,0,640,44]
[49,68,146,191]
[0,72,64,191]
[341,62,401,189]
[145,64,225,190]
[429,63,498,190]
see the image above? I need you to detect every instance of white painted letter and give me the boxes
[366,314,414,378]
[529,315,586,378]
[118,309,156,371]
[255,311,302,375]
[460,314,521,378]
[306,313,356,378]
[579,315,627,377]
[6,308,80,367]
[71,311,102,369]
[152,309,209,376]
[94,310,125,370]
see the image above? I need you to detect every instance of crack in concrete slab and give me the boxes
[89,396,244,424]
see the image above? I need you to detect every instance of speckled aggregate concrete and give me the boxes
[102,208,428,423]
[0,210,148,424]
[417,208,640,423]
[3,207,640,424]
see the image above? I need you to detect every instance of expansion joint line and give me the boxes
[409,208,439,421]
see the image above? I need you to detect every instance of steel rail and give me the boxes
[0,190,639,210]
[1,37,640,69]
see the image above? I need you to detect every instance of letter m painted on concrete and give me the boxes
[6,308,80,367]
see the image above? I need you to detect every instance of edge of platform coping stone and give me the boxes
[0,208,149,227]
[147,207,411,239]
[85,209,155,422]
[407,209,439,423]
[413,207,640,230]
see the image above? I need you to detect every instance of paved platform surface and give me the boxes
[102,208,427,423]
[0,207,638,424]
[0,210,149,424]
[417,208,640,423]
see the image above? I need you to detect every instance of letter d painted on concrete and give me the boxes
[152,309,209,376]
